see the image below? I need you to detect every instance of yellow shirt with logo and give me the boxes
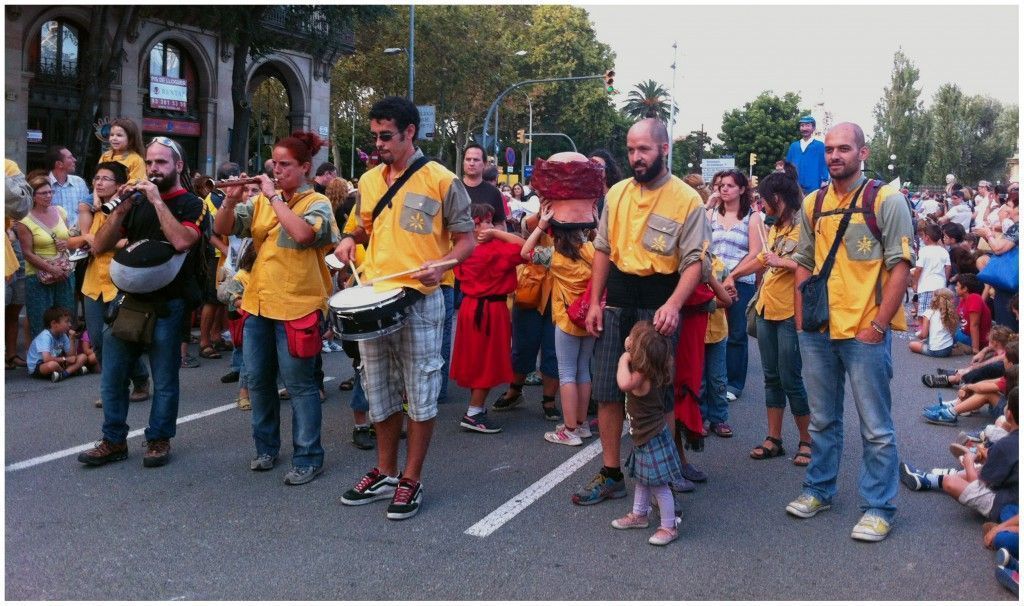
[352,150,473,294]
[81,212,119,301]
[98,150,146,184]
[794,178,915,339]
[754,222,801,321]
[231,185,339,320]
[705,255,729,344]
[531,242,594,336]
[594,172,709,279]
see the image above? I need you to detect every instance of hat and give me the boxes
[798,116,816,125]
[109,239,187,294]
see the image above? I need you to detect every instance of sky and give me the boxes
[583,3,1019,142]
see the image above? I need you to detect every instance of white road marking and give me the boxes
[464,424,627,538]
[5,377,335,473]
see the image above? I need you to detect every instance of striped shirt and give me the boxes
[710,210,754,284]
[48,172,89,228]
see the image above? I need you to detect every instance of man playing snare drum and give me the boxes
[334,96,474,520]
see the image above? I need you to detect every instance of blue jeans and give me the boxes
[755,315,808,415]
[798,330,898,522]
[83,294,148,385]
[511,304,558,379]
[243,314,324,468]
[349,370,368,413]
[437,285,454,403]
[954,329,972,346]
[700,338,728,424]
[725,281,755,394]
[230,346,248,389]
[100,298,186,443]
[25,274,74,339]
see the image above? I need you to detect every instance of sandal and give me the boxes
[793,440,812,466]
[213,340,233,352]
[541,395,561,421]
[6,354,26,368]
[710,422,733,438]
[750,436,785,459]
[199,346,222,359]
[338,378,355,391]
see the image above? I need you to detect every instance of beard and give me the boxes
[828,161,859,181]
[149,169,179,193]
[632,152,664,183]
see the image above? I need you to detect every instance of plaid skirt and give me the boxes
[625,425,684,486]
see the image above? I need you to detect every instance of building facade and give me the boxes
[5,6,351,175]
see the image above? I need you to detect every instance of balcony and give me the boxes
[259,7,355,60]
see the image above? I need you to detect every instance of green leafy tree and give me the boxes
[923,84,968,184]
[671,130,712,175]
[621,79,677,123]
[718,91,806,177]
[868,50,930,185]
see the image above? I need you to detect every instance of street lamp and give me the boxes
[514,50,527,56]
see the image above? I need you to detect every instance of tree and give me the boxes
[868,50,930,185]
[718,91,806,177]
[621,79,677,123]
[671,130,712,175]
[923,84,968,184]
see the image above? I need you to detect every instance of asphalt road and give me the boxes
[4,328,1014,601]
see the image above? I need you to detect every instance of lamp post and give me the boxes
[667,41,678,172]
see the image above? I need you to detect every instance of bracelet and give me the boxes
[339,233,355,243]
[269,194,284,204]
[869,320,886,335]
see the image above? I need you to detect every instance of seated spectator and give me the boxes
[922,327,1016,388]
[909,288,957,358]
[26,306,94,381]
[922,356,1016,426]
[954,274,992,355]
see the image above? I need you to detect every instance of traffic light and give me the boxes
[604,70,616,94]
[749,152,758,166]
[751,175,759,188]
[516,128,526,144]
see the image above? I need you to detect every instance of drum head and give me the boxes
[324,254,345,271]
[329,286,403,311]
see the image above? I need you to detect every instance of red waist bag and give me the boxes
[284,310,322,359]
[227,310,249,348]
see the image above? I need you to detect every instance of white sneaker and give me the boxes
[544,425,582,446]
[328,340,344,352]
[321,340,333,354]
[725,391,738,402]
[575,422,593,439]
[850,513,891,542]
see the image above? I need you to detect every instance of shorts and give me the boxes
[920,343,953,357]
[916,291,934,313]
[5,275,25,306]
[958,479,995,517]
[592,306,678,412]
[358,289,444,423]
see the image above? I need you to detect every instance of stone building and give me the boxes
[5,6,352,175]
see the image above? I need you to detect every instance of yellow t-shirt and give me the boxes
[98,150,146,183]
[19,208,69,276]
[354,151,473,294]
[231,186,339,320]
[754,222,801,321]
[705,255,728,344]
[537,241,594,337]
[793,178,915,339]
[81,212,118,301]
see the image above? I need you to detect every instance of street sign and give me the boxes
[505,147,516,167]
[417,105,436,140]
[701,157,736,183]
[524,165,534,180]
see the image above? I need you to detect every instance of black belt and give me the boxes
[467,294,508,334]
[605,262,678,309]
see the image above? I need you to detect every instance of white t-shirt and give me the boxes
[922,308,954,351]
[944,203,973,232]
[915,244,950,293]
[918,198,940,218]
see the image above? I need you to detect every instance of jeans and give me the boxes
[349,369,369,413]
[511,303,558,378]
[230,346,248,389]
[700,338,728,424]
[244,314,324,468]
[83,294,149,385]
[437,284,454,403]
[755,315,808,415]
[101,298,186,443]
[798,330,898,522]
[25,274,74,339]
[954,329,973,346]
[725,281,755,394]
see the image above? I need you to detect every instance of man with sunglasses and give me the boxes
[78,136,204,469]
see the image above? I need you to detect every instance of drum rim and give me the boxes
[333,318,407,341]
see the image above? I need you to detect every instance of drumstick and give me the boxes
[367,259,459,285]
[348,260,362,286]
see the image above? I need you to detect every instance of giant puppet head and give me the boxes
[530,151,604,229]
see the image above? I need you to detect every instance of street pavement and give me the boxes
[4,328,1014,601]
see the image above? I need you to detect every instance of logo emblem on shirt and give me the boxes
[651,234,667,252]
[407,212,426,232]
[856,235,874,256]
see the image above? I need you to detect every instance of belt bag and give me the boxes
[284,310,322,359]
[799,182,866,333]
[110,293,159,344]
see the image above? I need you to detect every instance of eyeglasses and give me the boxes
[35,190,54,196]
[92,175,116,183]
[371,131,397,142]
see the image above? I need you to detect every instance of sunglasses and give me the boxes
[371,131,398,142]
[149,136,184,158]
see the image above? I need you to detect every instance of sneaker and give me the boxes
[352,426,376,450]
[328,340,344,352]
[572,471,627,506]
[921,374,950,388]
[648,526,679,546]
[386,478,423,520]
[78,366,90,376]
[221,370,240,383]
[785,493,831,518]
[236,396,251,411]
[492,391,524,411]
[670,477,696,493]
[542,403,562,422]
[899,462,929,490]
[77,439,128,466]
[250,453,277,471]
[681,463,708,483]
[142,438,171,468]
[995,547,1014,568]
[725,391,738,402]
[575,423,593,439]
[611,511,650,529]
[524,371,543,386]
[995,566,1019,596]
[850,513,891,542]
[544,425,583,446]
[50,370,63,382]
[923,406,958,426]
[460,412,502,434]
[284,465,323,486]
[181,355,200,369]
[321,339,333,354]
[340,468,399,505]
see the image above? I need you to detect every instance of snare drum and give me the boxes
[327,286,407,341]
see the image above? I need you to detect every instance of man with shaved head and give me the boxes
[786,122,914,542]
[574,118,712,512]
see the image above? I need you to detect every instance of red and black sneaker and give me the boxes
[386,478,423,520]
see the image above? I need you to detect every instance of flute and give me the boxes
[100,178,155,214]
[203,176,277,190]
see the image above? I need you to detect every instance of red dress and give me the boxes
[450,240,524,389]
[674,283,715,448]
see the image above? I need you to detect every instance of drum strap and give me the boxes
[370,156,431,239]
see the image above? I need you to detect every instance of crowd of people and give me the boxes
[3,99,1017,588]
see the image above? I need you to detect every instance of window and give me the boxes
[150,42,181,79]
[38,20,79,78]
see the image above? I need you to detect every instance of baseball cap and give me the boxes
[109,239,187,294]
[798,116,816,125]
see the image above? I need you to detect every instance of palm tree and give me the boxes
[621,79,678,123]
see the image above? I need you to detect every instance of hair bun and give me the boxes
[290,131,325,157]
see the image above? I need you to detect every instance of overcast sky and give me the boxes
[583,4,1019,142]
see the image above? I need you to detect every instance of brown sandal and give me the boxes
[198,346,222,359]
[793,440,812,466]
[750,436,785,459]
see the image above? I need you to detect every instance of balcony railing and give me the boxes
[34,57,79,85]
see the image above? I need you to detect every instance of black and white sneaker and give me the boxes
[340,467,399,505]
[460,412,502,434]
[386,478,423,520]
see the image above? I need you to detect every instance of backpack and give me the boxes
[812,179,883,243]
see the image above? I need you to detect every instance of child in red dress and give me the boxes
[452,204,526,434]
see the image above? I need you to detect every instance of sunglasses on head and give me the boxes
[149,136,184,157]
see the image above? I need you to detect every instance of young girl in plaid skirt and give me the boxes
[612,320,685,546]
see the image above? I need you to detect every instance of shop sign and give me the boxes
[150,76,187,111]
